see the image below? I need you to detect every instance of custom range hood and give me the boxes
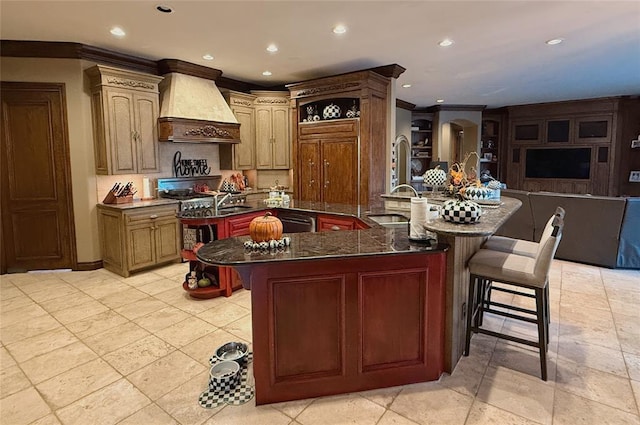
[157,59,240,143]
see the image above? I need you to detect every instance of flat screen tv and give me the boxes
[525,148,591,179]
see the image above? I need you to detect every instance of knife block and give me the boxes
[103,192,134,204]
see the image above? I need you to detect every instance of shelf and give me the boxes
[412,130,432,133]
[412,146,432,149]
[181,249,197,261]
[182,281,225,299]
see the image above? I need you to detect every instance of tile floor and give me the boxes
[1,260,639,425]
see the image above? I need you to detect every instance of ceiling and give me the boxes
[1,1,639,109]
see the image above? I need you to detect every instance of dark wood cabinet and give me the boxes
[480,117,502,180]
[289,69,396,205]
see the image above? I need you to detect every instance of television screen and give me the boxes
[525,148,591,179]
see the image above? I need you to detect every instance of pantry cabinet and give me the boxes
[86,65,163,175]
[97,203,181,277]
[253,91,291,169]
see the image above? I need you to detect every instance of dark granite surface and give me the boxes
[195,197,521,266]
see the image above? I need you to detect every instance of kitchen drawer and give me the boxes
[124,206,178,224]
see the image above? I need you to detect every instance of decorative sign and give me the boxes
[173,151,211,177]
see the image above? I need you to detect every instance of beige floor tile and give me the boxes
[156,369,220,424]
[476,366,554,425]
[227,289,252,310]
[98,287,148,309]
[77,280,130,299]
[561,278,606,297]
[117,403,178,425]
[465,400,541,425]
[609,298,639,317]
[0,346,17,369]
[114,297,168,320]
[624,352,640,382]
[203,398,296,425]
[17,278,73,295]
[154,289,216,315]
[552,389,640,425]
[55,378,150,425]
[1,295,37,313]
[121,271,165,286]
[358,385,403,409]
[632,380,640,413]
[557,338,628,377]
[1,314,63,345]
[29,413,63,425]
[65,310,129,339]
[618,331,640,357]
[136,277,182,296]
[555,359,638,414]
[0,284,23,301]
[560,289,611,311]
[49,299,109,325]
[153,263,187,279]
[0,386,51,425]
[36,358,121,409]
[82,322,150,356]
[180,328,249,366]
[222,315,253,342]
[197,301,251,327]
[376,410,420,425]
[270,397,316,419]
[389,381,473,425]
[0,364,32,398]
[5,327,77,362]
[20,340,98,384]
[133,306,191,333]
[558,322,621,351]
[490,340,557,381]
[605,285,640,304]
[1,303,49,328]
[127,350,206,400]
[103,335,175,376]
[441,337,494,397]
[28,283,79,303]
[38,291,94,313]
[155,317,216,348]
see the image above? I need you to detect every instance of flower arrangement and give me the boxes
[445,152,481,200]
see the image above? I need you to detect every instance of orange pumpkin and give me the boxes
[249,212,283,242]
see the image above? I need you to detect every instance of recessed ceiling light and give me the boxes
[266,44,278,53]
[402,84,412,88]
[156,5,173,13]
[436,99,445,103]
[546,38,564,45]
[333,24,347,34]
[202,54,214,61]
[438,38,454,47]
[110,26,126,37]
[262,70,272,76]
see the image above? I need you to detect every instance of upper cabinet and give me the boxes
[85,65,163,175]
[222,91,257,170]
[480,117,502,179]
[253,91,291,170]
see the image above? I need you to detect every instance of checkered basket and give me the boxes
[441,199,482,224]
[464,186,493,201]
[322,103,341,120]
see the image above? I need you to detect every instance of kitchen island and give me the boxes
[196,198,520,404]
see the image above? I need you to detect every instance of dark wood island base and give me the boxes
[236,252,447,405]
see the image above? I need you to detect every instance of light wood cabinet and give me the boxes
[86,65,163,175]
[252,91,290,169]
[97,203,181,277]
[221,91,257,170]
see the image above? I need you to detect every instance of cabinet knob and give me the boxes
[331,225,340,231]
[149,214,158,219]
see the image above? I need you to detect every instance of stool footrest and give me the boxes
[472,327,540,349]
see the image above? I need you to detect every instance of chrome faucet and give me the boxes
[390,184,420,198]
[213,192,233,215]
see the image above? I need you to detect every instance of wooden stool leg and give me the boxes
[536,288,548,381]
[464,274,478,356]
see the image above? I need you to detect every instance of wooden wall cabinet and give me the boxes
[86,65,163,175]
[253,91,291,170]
[97,204,181,277]
[289,69,393,205]
[221,91,257,170]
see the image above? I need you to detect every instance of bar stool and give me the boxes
[464,216,564,381]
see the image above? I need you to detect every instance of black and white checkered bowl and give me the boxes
[441,200,482,224]
[322,103,341,119]
[209,361,241,391]
[464,187,493,201]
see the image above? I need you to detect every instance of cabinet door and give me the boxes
[134,93,160,173]
[225,211,266,237]
[255,107,273,169]
[106,90,136,174]
[126,222,156,271]
[233,106,256,169]
[298,141,321,202]
[154,218,181,264]
[317,214,356,232]
[321,138,357,204]
[271,106,290,169]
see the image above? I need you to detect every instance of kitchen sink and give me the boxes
[216,205,254,215]
[367,214,409,228]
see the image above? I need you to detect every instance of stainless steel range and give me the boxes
[157,176,221,218]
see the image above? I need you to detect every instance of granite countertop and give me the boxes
[195,196,521,266]
[97,198,180,210]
